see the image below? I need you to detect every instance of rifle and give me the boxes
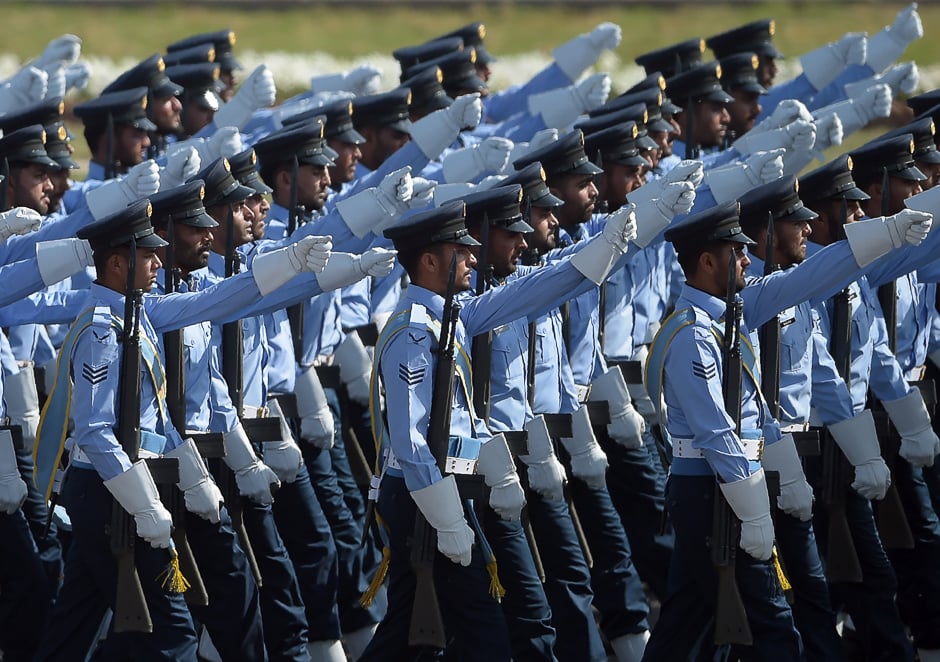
[0,157,8,211]
[220,206,264,587]
[285,156,306,361]
[105,112,116,181]
[160,216,209,607]
[823,199,865,582]
[110,236,157,633]
[758,212,780,418]
[685,97,699,161]
[712,248,753,646]
[409,252,461,648]
[877,167,897,353]
[471,213,492,418]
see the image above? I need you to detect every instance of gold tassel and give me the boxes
[487,557,506,602]
[360,546,391,608]
[157,547,191,594]
[772,547,791,593]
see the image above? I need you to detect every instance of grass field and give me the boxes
[3,1,934,176]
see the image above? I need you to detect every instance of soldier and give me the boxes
[73,87,155,181]
[167,29,242,102]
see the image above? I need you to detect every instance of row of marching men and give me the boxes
[0,3,937,660]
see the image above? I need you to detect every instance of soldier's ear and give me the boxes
[275,167,292,194]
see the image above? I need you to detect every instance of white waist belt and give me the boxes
[575,384,592,404]
[386,449,477,475]
[906,365,927,382]
[70,442,159,466]
[780,422,810,433]
[241,405,270,419]
[672,436,764,461]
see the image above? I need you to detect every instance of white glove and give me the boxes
[734,119,816,156]
[160,145,202,191]
[0,66,48,116]
[816,84,892,136]
[315,248,397,291]
[627,160,703,209]
[337,167,424,238]
[262,438,304,485]
[0,208,42,242]
[843,209,932,266]
[411,475,475,566]
[103,461,173,549]
[198,127,246,164]
[905,184,940,216]
[334,332,372,406]
[222,425,280,503]
[883,389,940,467]
[560,406,609,488]
[867,3,923,73]
[552,22,623,82]
[410,93,482,159]
[252,235,333,296]
[294,365,335,449]
[634,182,696,248]
[719,469,774,561]
[508,129,559,171]
[529,73,611,130]
[35,238,93,286]
[569,203,637,284]
[32,34,81,70]
[64,61,91,92]
[0,431,27,515]
[44,66,66,102]
[85,159,161,220]
[3,369,39,453]
[828,410,890,500]
[811,112,844,153]
[880,62,920,96]
[214,65,277,130]
[801,33,868,91]
[520,416,567,502]
[752,99,814,136]
[761,434,814,521]
[310,65,383,97]
[478,434,526,521]
[589,367,645,448]
[442,137,513,183]
[166,438,224,524]
[704,150,784,205]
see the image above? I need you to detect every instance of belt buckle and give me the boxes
[755,437,765,461]
[445,457,477,475]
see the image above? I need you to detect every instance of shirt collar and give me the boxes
[678,282,729,321]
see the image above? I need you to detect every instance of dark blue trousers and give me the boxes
[527,492,606,662]
[270,461,342,642]
[184,507,267,661]
[242,498,311,662]
[643,474,803,662]
[15,443,63,599]
[34,467,198,662]
[804,455,914,661]
[886,457,940,650]
[482,504,558,661]
[598,429,674,600]
[359,475,511,662]
[0,509,50,661]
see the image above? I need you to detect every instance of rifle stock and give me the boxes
[409,252,461,648]
[713,248,753,646]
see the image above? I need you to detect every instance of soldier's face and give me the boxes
[136,247,162,291]
[327,139,361,186]
[171,224,215,273]
[246,194,270,239]
[809,198,864,245]
[116,126,151,167]
[150,94,183,134]
[607,163,647,210]
[727,89,762,137]
[649,129,671,158]
[759,56,778,88]
[483,227,527,279]
[208,200,254,253]
[220,70,236,103]
[552,174,598,226]
[183,104,214,137]
[297,164,331,211]
[10,164,52,214]
[864,176,923,216]
[693,101,730,148]
[916,160,940,190]
[430,243,476,292]
[711,242,750,292]
[526,205,558,254]
[47,168,70,212]
[775,219,812,266]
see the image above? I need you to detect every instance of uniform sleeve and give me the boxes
[754,74,817,122]
[808,304,858,424]
[0,205,94,266]
[868,305,914,403]
[69,326,134,480]
[380,327,444,491]
[663,325,753,483]
[145,270,263,333]
[0,289,88,327]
